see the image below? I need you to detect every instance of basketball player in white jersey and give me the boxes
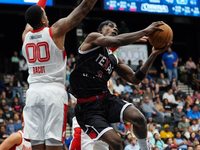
[21,0,98,149]
[0,121,31,150]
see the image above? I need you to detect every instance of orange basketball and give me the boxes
[148,23,173,49]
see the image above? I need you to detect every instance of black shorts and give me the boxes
[75,93,132,140]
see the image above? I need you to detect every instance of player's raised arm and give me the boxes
[51,0,97,37]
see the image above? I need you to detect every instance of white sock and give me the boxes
[138,138,148,150]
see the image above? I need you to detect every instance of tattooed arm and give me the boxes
[115,43,172,85]
[51,0,97,49]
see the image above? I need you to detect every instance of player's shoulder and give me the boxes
[87,32,103,38]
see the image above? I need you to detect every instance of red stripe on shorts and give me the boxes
[62,104,68,143]
[70,127,82,150]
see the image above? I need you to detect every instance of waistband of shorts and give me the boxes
[77,92,107,103]
[29,82,65,88]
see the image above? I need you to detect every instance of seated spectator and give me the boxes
[3,104,14,122]
[193,98,200,107]
[124,132,134,146]
[5,118,15,135]
[160,124,174,141]
[11,97,23,116]
[176,94,185,108]
[124,82,133,96]
[185,94,194,106]
[0,109,5,127]
[141,77,153,91]
[170,77,183,94]
[191,91,200,102]
[163,89,177,105]
[113,78,124,98]
[196,130,200,140]
[154,97,165,114]
[186,57,197,72]
[142,96,162,118]
[187,105,200,122]
[185,126,193,139]
[124,92,132,103]
[195,144,200,150]
[130,89,142,108]
[197,64,200,80]
[124,122,131,132]
[124,137,139,150]
[136,60,143,71]
[173,131,188,150]
[150,133,165,150]
[156,73,170,92]
[174,106,185,125]
[0,99,7,111]
[163,98,174,117]
[191,119,199,132]
[188,132,199,146]
[187,146,194,150]
[191,73,200,91]
[0,126,8,144]
[0,74,6,99]
[5,76,14,100]
[143,87,155,101]
[13,113,22,131]
[178,115,190,134]
[148,123,159,141]
[112,122,126,139]
[164,138,173,150]
[183,102,192,114]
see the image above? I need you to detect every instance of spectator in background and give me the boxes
[0,74,6,99]
[5,76,14,100]
[195,144,200,150]
[187,105,200,122]
[170,77,182,94]
[173,131,188,150]
[186,57,197,72]
[124,92,132,103]
[130,89,142,108]
[174,106,185,124]
[185,126,193,140]
[3,104,14,122]
[178,115,190,134]
[0,126,8,144]
[13,113,22,131]
[160,124,174,141]
[164,138,173,150]
[185,94,193,106]
[19,56,28,83]
[156,73,170,92]
[136,60,143,71]
[119,20,130,34]
[124,82,133,96]
[11,51,20,73]
[179,63,190,84]
[142,96,162,118]
[163,98,174,117]
[112,122,127,140]
[143,87,155,101]
[163,89,177,105]
[67,53,76,69]
[191,91,200,102]
[127,60,134,71]
[0,99,7,111]
[191,119,199,132]
[193,98,200,107]
[191,73,200,91]
[12,73,24,104]
[124,137,139,150]
[113,78,124,98]
[197,64,200,80]
[183,102,192,114]
[154,97,165,115]
[188,132,199,146]
[0,108,5,127]
[150,133,165,150]
[11,97,22,116]
[6,118,15,135]
[141,77,153,91]
[161,47,179,81]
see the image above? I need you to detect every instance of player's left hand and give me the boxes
[136,36,148,43]
[152,41,172,55]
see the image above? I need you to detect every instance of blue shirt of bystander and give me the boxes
[162,51,179,69]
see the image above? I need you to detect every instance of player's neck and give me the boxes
[33,24,45,31]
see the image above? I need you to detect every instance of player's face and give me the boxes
[101,23,118,36]
[41,8,49,27]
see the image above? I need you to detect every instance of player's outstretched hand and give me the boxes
[152,41,173,55]
[136,36,148,43]
[144,21,164,35]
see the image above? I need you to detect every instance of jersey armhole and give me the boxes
[16,131,23,146]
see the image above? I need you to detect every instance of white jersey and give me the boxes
[10,130,31,150]
[22,27,67,85]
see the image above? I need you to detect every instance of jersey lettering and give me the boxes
[33,66,45,74]
[97,71,103,78]
[25,42,50,63]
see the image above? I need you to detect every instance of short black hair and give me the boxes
[25,5,43,27]
[97,20,116,32]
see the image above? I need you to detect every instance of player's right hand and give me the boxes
[144,21,164,35]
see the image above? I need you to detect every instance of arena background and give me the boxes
[0,0,200,71]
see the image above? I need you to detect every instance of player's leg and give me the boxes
[123,105,148,149]
[31,141,45,150]
[100,129,123,150]
[45,139,63,150]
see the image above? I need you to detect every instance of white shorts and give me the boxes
[69,117,109,150]
[23,83,68,144]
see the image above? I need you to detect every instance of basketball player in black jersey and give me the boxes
[69,20,172,150]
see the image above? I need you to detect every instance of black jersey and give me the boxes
[69,45,118,98]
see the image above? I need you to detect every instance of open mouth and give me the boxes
[112,32,117,36]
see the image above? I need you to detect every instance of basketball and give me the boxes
[148,23,173,49]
